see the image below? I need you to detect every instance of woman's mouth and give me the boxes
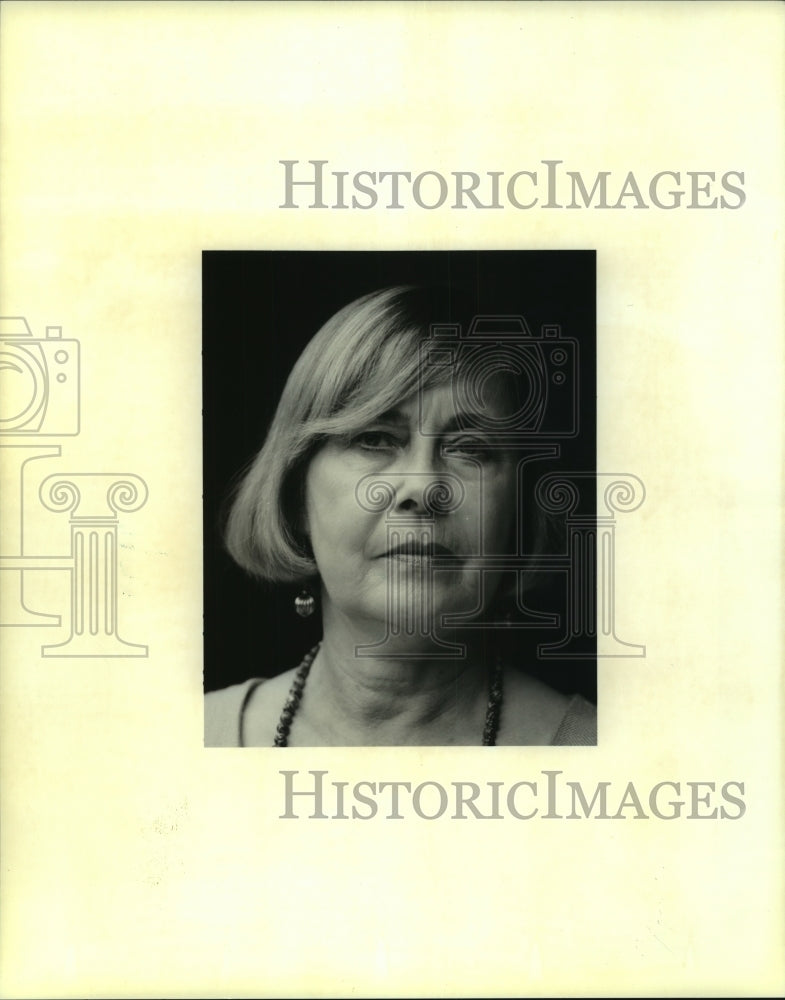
[382,541,454,561]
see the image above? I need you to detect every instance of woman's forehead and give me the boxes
[376,380,512,429]
[376,385,455,425]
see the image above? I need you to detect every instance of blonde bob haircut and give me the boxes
[225,285,544,585]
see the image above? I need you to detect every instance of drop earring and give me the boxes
[294,588,316,618]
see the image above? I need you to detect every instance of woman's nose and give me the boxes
[391,442,437,512]
[390,445,464,516]
[395,490,425,513]
[353,468,465,517]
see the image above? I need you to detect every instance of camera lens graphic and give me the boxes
[453,344,547,431]
[0,345,47,431]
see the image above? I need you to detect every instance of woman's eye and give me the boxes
[351,430,400,451]
[443,435,494,459]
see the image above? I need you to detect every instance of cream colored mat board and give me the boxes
[1,2,782,997]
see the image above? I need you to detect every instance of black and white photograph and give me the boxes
[203,251,597,746]
[1,3,783,997]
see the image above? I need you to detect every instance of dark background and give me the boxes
[203,250,596,700]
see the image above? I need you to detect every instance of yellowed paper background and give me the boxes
[1,2,783,996]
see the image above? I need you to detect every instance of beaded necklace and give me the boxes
[273,643,504,747]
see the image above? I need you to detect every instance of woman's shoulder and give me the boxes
[499,667,597,746]
[204,668,300,747]
[205,677,269,747]
[551,691,597,746]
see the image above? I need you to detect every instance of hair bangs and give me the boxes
[304,323,452,439]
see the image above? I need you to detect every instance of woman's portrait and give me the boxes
[203,252,597,746]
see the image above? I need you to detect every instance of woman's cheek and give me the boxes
[481,470,517,549]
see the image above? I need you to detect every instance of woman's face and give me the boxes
[304,381,518,638]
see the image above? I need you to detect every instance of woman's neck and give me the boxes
[298,618,491,746]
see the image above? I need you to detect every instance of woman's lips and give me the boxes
[382,542,453,558]
[380,542,460,570]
